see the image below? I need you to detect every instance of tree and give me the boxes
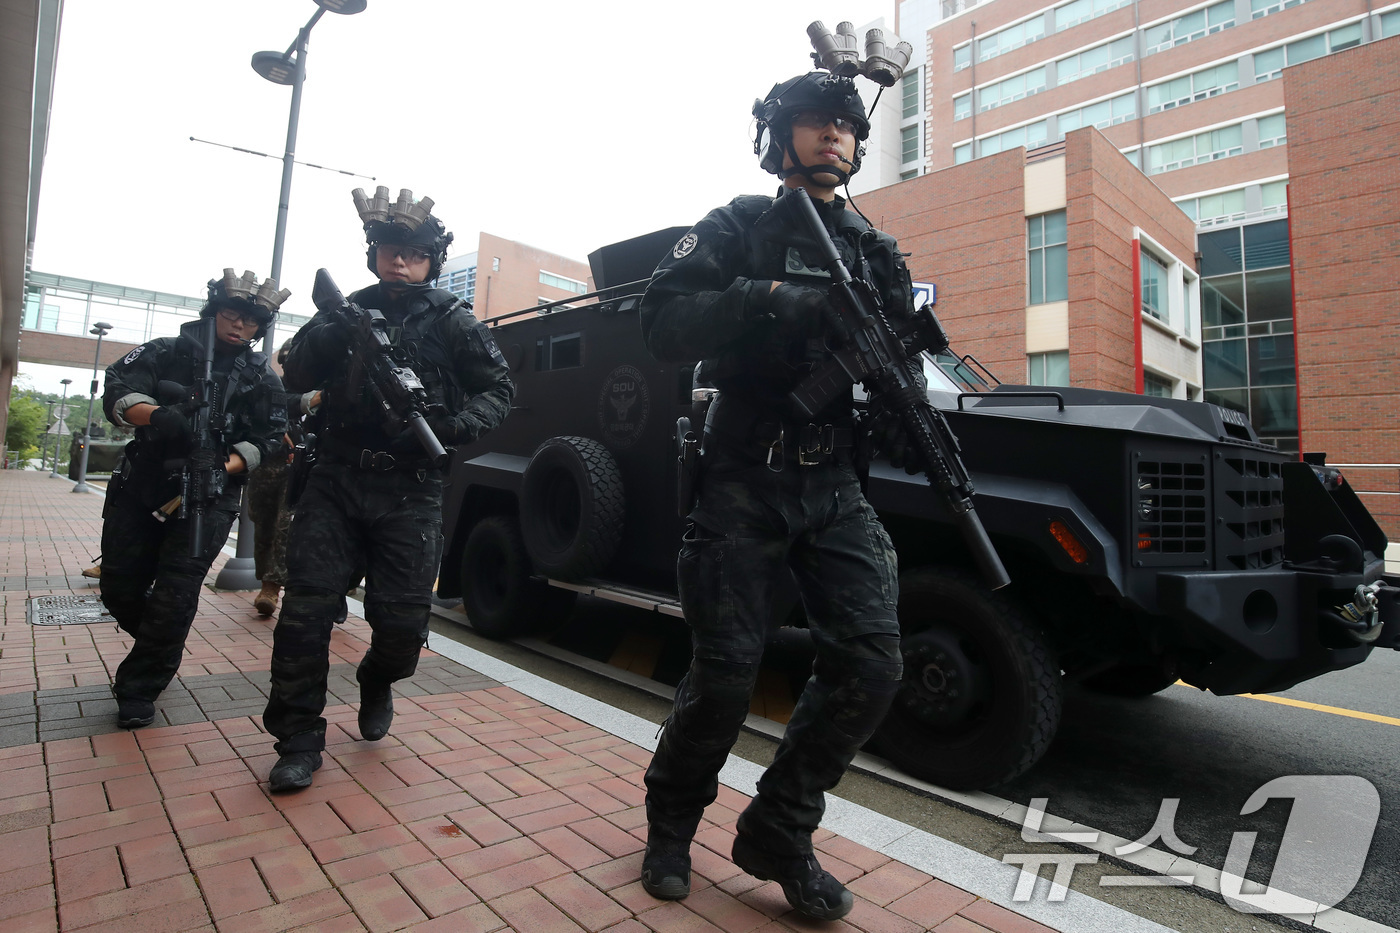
[5,395,46,466]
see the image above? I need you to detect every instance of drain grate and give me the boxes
[28,595,115,626]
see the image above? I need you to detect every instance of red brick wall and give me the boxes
[858,150,1030,379]
[855,128,1195,392]
[1284,35,1400,539]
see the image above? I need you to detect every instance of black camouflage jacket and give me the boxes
[282,282,514,453]
[639,187,916,419]
[103,317,288,507]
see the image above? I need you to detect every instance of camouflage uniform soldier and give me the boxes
[263,188,514,792]
[637,70,923,920]
[101,270,289,728]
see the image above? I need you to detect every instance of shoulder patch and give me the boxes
[123,346,144,365]
[672,233,698,259]
[470,322,507,366]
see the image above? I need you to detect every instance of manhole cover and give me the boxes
[28,595,115,626]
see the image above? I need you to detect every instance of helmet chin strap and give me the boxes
[777,140,855,187]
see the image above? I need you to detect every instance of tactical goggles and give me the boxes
[376,243,432,264]
[216,307,263,327]
[789,110,862,135]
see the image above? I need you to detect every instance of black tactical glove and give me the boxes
[869,408,924,475]
[427,411,480,445]
[147,406,192,442]
[311,316,353,356]
[764,283,831,336]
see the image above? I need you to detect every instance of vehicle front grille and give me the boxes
[1215,454,1286,569]
[1134,456,1209,564]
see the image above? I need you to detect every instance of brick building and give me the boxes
[436,233,594,321]
[1284,35,1400,534]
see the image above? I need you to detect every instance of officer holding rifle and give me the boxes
[636,26,940,920]
[262,187,513,793]
[100,269,288,730]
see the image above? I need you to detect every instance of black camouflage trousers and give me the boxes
[644,443,903,855]
[262,463,445,755]
[100,485,235,702]
[247,455,292,586]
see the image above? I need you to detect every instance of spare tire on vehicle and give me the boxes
[520,435,625,580]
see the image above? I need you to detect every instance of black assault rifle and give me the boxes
[310,268,448,469]
[158,314,226,559]
[785,187,1011,590]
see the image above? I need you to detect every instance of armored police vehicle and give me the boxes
[436,228,1399,790]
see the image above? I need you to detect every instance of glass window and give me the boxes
[1144,0,1236,54]
[1257,113,1286,149]
[954,143,972,164]
[539,271,588,294]
[1254,46,1285,82]
[1147,62,1238,113]
[1287,33,1326,65]
[954,93,971,121]
[1260,180,1288,213]
[1028,211,1069,305]
[1250,334,1296,386]
[1056,0,1130,32]
[1141,249,1169,321]
[902,69,921,118]
[1251,0,1307,19]
[535,332,582,370]
[1057,36,1135,85]
[1203,275,1245,330]
[1244,219,1289,269]
[1143,372,1175,397]
[900,168,920,181]
[954,44,971,71]
[1251,385,1297,434]
[1199,228,1243,275]
[1146,123,1243,174]
[1245,267,1293,320]
[1204,339,1248,387]
[979,67,1047,111]
[1382,9,1400,39]
[1060,96,1136,135]
[901,124,920,163]
[1192,188,1248,226]
[1028,350,1070,386]
[978,15,1046,62]
[981,121,1049,156]
[1329,22,1362,51]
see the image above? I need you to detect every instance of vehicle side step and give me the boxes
[544,578,684,618]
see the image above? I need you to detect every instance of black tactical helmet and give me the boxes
[354,186,455,282]
[204,268,289,341]
[752,72,870,182]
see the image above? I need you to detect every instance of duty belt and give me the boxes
[705,394,855,470]
[319,436,438,473]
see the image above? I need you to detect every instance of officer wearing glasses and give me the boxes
[637,72,921,920]
[262,187,513,792]
[100,269,288,729]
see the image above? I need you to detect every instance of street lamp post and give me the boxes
[72,323,112,493]
[216,0,367,590]
[42,399,56,472]
[50,378,71,478]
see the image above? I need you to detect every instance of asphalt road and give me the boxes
[429,594,1400,933]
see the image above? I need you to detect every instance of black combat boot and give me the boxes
[358,682,394,741]
[731,831,854,921]
[268,751,322,792]
[115,697,155,729]
[641,831,692,900]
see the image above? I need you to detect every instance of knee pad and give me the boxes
[274,586,340,657]
[823,633,903,740]
[675,657,760,744]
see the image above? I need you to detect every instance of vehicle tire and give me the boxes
[460,515,576,640]
[520,436,625,580]
[1081,663,1178,697]
[872,566,1062,790]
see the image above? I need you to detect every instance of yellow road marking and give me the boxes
[1175,682,1400,727]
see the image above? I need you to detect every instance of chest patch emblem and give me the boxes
[672,233,698,259]
[784,247,831,279]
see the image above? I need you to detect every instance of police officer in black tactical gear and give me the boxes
[101,269,290,729]
[263,187,514,793]
[637,68,924,921]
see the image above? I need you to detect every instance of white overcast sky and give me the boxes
[19,0,893,394]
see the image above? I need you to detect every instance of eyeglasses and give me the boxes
[376,244,431,264]
[217,307,263,327]
[789,110,861,135]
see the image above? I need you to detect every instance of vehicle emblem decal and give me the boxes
[673,233,698,259]
[597,364,651,450]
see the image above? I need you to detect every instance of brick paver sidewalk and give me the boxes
[0,470,1057,933]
